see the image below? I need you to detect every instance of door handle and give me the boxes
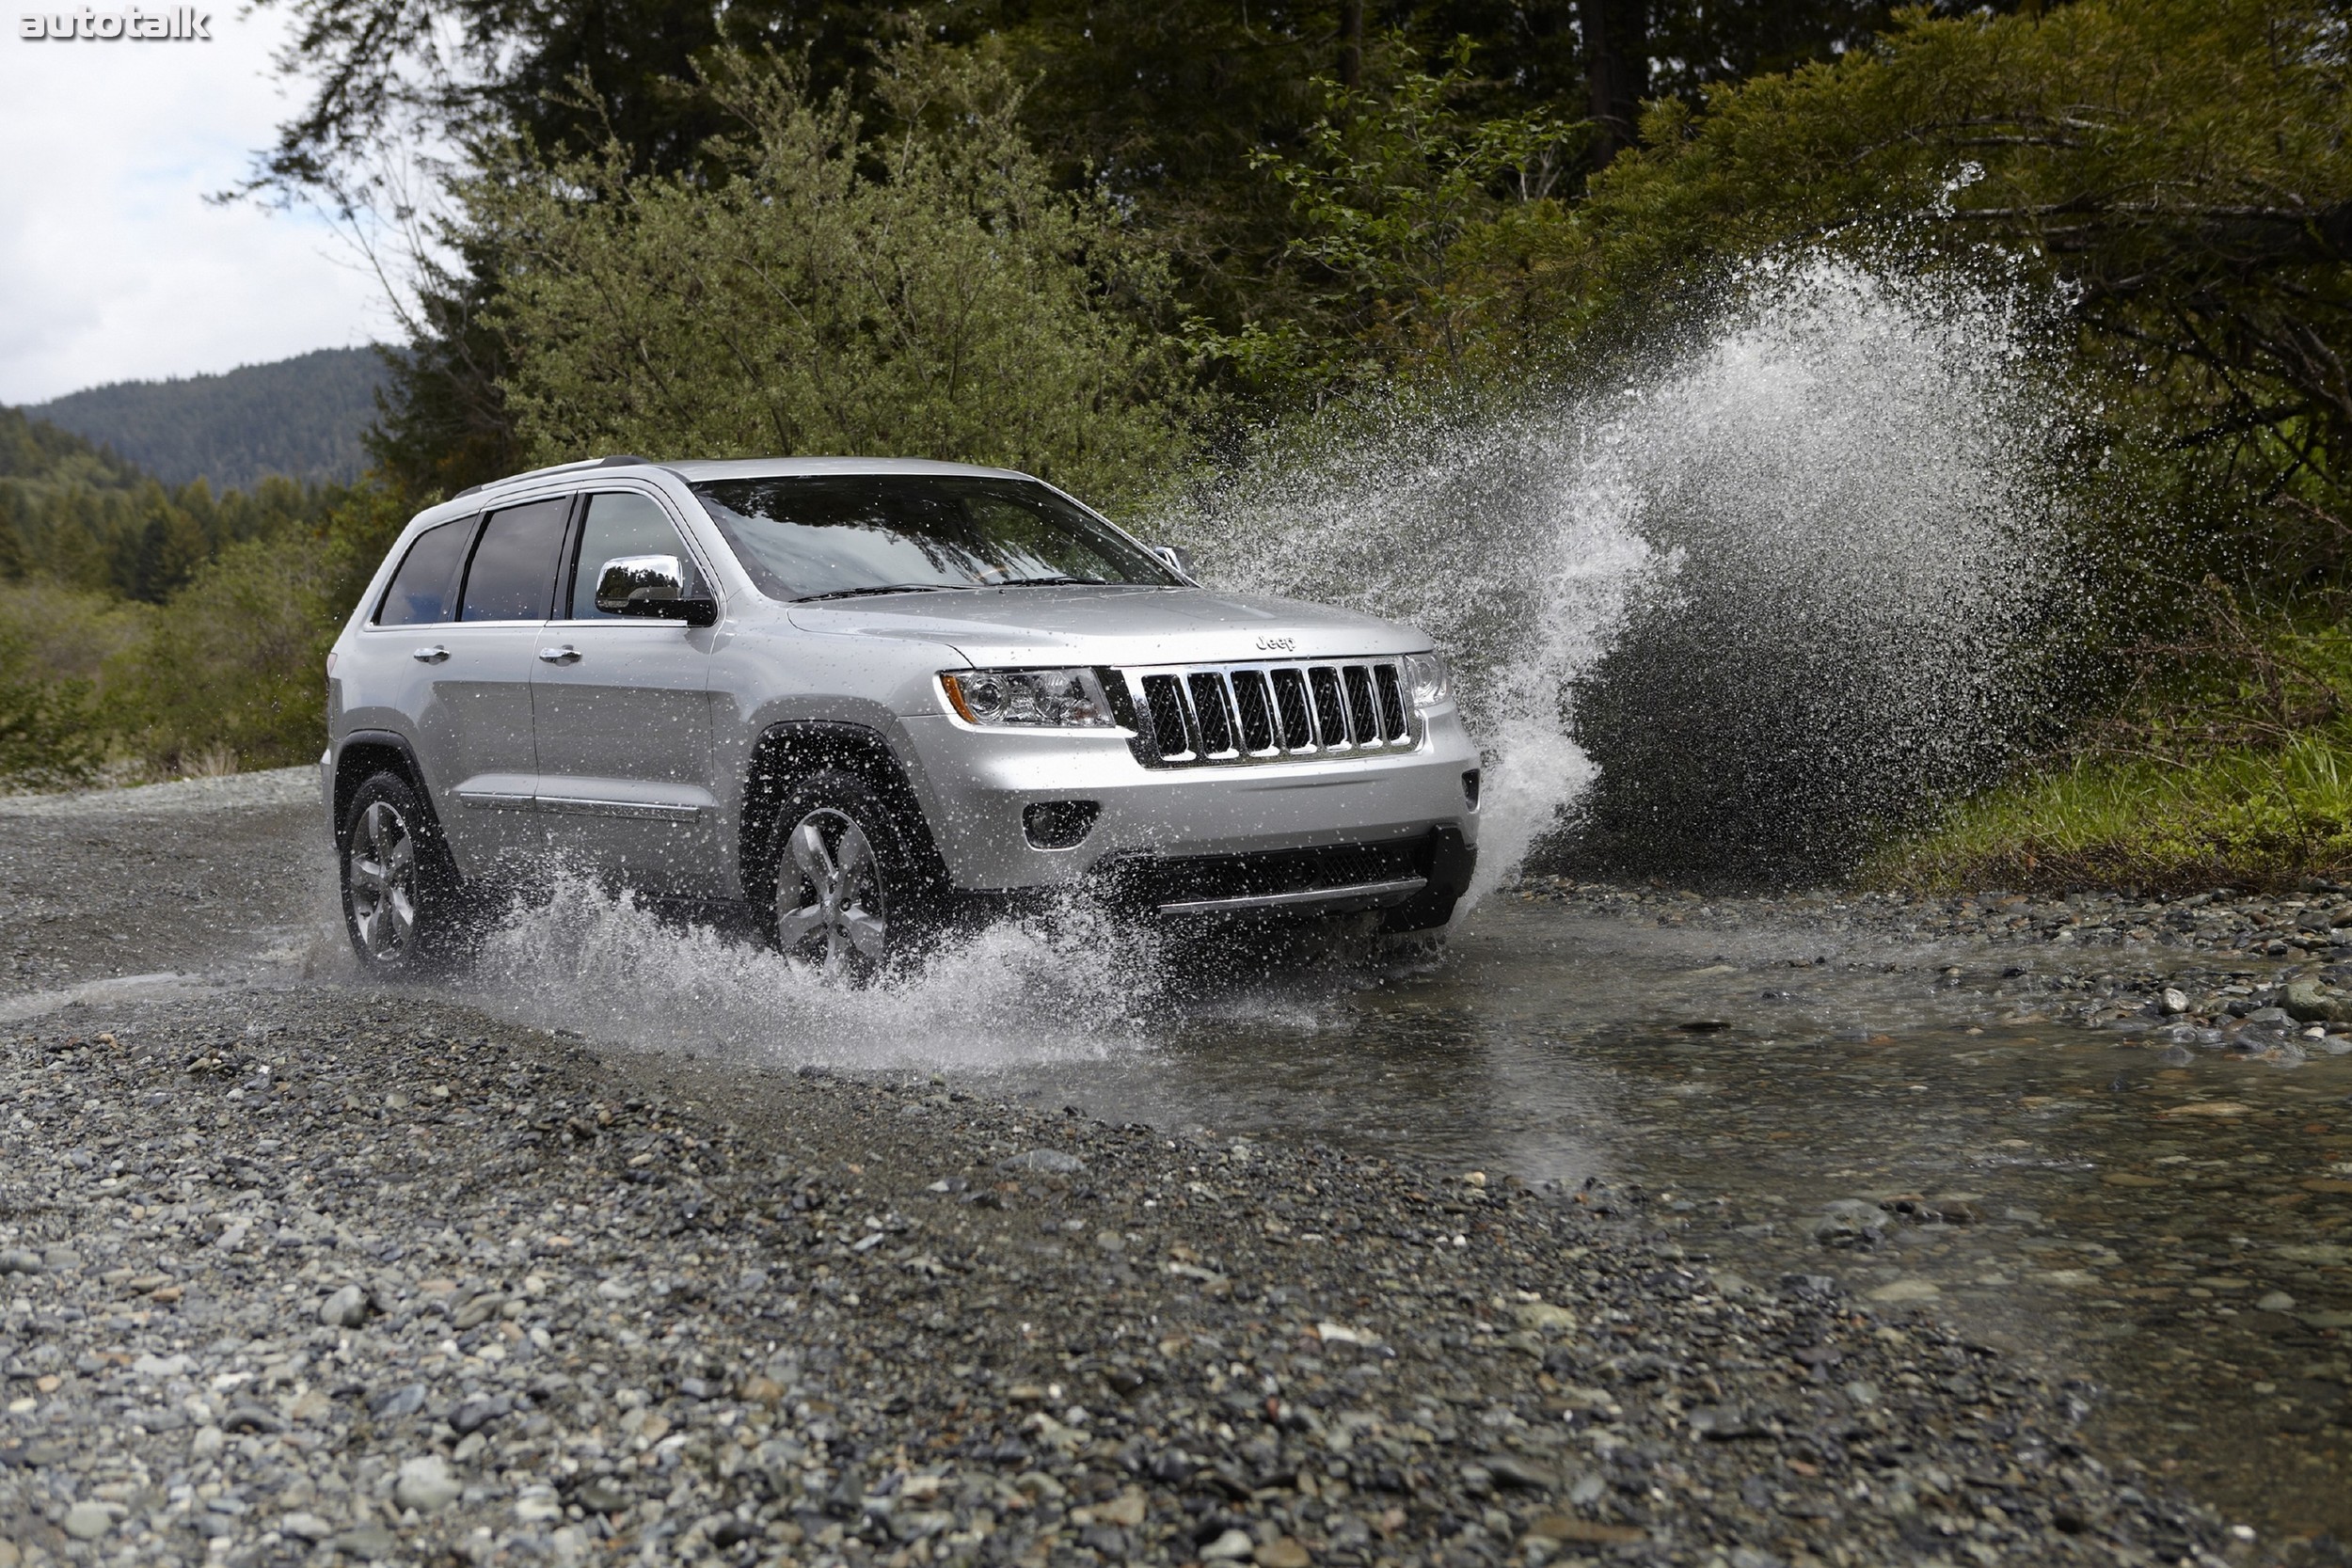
[537,645,582,665]
[411,645,449,664]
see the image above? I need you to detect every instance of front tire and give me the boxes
[340,771,462,974]
[766,770,934,982]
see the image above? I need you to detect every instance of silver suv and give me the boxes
[323,456,1481,976]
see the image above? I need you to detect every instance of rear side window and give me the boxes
[460,498,571,622]
[375,518,472,626]
[569,492,702,619]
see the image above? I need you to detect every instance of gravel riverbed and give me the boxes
[1519,877,2352,1065]
[0,987,2243,1568]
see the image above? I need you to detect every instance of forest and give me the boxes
[23,348,388,492]
[9,0,2352,890]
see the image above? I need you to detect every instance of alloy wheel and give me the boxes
[775,808,889,978]
[347,800,420,962]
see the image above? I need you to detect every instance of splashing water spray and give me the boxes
[447,252,2073,1065]
[1167,252,2074,894]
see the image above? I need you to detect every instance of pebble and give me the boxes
[60,1501,113,1540]
[394,1455,464,1514]
[0,988,2244,1567]
[317,1281,368,1327]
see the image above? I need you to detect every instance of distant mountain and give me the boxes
[21,346,389,491]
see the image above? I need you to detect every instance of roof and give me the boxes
[660,456,1033,483]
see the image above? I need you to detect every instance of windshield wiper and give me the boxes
[795,583,979,602]
[993,576,1106,588]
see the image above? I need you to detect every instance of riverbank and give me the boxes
[1517,876,2352,1059]
[0,986,2239,1568]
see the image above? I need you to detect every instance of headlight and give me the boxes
[940,668,1115,728]
[1402,651,1452,709]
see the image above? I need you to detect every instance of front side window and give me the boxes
[690,475,1176,602]
[460,498,571,622]
[569,492,703,619]
[375,517,473,626]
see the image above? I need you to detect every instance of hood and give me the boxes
[783,585,1426,666]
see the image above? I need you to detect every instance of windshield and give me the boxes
[689,474,1179,601]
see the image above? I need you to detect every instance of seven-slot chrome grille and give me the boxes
[1111,659,1416,768]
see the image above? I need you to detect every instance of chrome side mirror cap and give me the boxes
[595,555,716,626]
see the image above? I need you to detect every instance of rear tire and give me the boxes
[339,770,467,974]
[764,769,937,983]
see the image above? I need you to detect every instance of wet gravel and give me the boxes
[0,990,2246,1568]
[1518,878,2352,1064]
[0,769,325,999]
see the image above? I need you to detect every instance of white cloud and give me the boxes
[0,7,391,405]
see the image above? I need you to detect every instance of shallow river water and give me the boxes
[971,900,2352,1550]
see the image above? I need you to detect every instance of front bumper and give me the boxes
[898,710,1482,894]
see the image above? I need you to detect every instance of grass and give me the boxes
[1871,603,2352,894]
[1871,739,2352,893]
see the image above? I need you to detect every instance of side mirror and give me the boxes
[595,555,716,626]
[1152,544,1196,582]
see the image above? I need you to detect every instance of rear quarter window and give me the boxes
[375,518,473,626]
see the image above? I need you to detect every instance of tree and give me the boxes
[1534,0,2352,587]
[467,45,1191,501]
[1235,45,1584,392]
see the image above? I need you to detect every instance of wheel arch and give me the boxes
[741,721,952,896]
[332,731,443,848]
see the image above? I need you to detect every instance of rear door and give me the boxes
[423,495,570,876]
[531,487,722,892]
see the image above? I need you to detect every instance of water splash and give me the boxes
[457,874,1164,1070]
[1166,252,2073,891]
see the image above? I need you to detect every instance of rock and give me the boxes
[449,1395,509,1435]
[515,1487,564,1523]
[132,1352,192,1379]
[331,1525,401,1560]
[221,1402,285,1433]
[61,1501,114,1540]
[369,1383,427,1418]
[395,1454,464,1514]
[1525,1515,1645,1545]
[1484,1454,1561,1489]
[1200,1528,1257,1560]
[577,1478,634,1513]
[997,1148,1086,1175]
[1813,1200,1884,1248]
[277,1512,335,1542]
[2257,1291,2296,1313]
[2156,1045,2195,1067]
[2160,987,2191,1014]
[1688,1406,1763,1439]
[1513,1302,1578,1332]
[319,1284,369,1327]
[0,1248,42,1275]
[1255,1538,1312,1567]
[1099,1489,1147,1528]
[2283,979,2349,1022]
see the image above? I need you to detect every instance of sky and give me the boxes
[0,5,390,406]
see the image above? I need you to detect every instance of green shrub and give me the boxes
[469,43,1193,505]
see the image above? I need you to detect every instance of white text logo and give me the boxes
[18,8,211,38]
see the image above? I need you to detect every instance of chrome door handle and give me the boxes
[411,645,449,664]
[536,645,582,665]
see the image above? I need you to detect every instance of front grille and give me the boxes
[1117,658,1418,767]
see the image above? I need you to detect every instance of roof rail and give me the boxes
[451,454,655,501]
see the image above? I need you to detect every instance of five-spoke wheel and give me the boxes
[347,800,420,960]
[339,769,460,974]
[774,806,890,979]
